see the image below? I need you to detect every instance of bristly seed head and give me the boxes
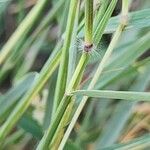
[84,43,93,53]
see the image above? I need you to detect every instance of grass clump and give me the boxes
[0,0,150,149]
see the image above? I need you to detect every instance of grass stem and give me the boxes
[52,0,79,117]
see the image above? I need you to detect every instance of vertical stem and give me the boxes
[85,0,93,45]
[36,53,89,150]
[67,0,80,86]
[121,0,129,26]
[52,0,79,117]
[94,0,118,46]
[94,0,109,30]
[122,0,129,16]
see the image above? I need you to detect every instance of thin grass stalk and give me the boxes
[36,53,89,150]
[67,2,80,86]
[49,2,80,148]
[52,0,79,117]
[122,0,129,16]
[58,0,70,36]
[94,0,109,30]
[85,0,93,44]
[0,0,48,65]
[94,0,118,46]
[49,98,75,149]
[58,1,129,147]
[121,0,129,26]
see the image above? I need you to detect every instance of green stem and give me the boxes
[122,0,129,16]
[67,53,90,92]
[36,53,89,150]
[49,98,75,149]
[94,0,118,46]
[121,0,129,26]
[94,0,109,30]
[52,0,79,116]
[85,0,93,44]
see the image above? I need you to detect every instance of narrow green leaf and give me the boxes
[94,0,118,45]
[0,0,64,80]
[72,90,150,102]
[0,0,49,64]
[58,0,70,35]
[0,73,37,121]
[96,64,150,147]
[0,48,61,141]
[85,0,93,44]
[67,1,79,85]
[15,28,48,80]
[101,134,150,150]
[94,0,109,30]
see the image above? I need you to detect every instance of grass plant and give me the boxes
[0,0,150,149]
